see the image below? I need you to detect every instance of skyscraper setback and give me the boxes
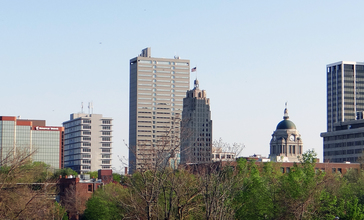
[180,79,212,164]
[129,48,190,173]
[321,61,364,162]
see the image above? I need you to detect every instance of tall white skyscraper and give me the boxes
[129,48,190,173]
[63,113,112,174]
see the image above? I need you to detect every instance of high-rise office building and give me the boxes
[326,61,364,132]
[322,61,364,162]
[0,116,64,169]
[129,48,190,173]
[63,113,112,174]
[180,79,212,164]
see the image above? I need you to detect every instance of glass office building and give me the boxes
[0,116,64,169]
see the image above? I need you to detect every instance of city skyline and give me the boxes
[2,1,364,170]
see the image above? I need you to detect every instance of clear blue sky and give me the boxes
[1,1,364,171]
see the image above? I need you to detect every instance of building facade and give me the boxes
[129,48,190,173]
[326,61,364,132]
[180,79,212,164]
[323,61,364,162]
[321,119,364,162]
[63,113,112,173]
[0,116,64,169]
[269,107,303,162]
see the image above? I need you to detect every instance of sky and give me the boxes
[1,1,364,172]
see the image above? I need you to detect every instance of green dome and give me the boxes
[276,119,296,130]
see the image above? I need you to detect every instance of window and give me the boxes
[102,166,110,169]
[102,160,110,164]
[102,137,111,141]
[102,120,111,124]
[83,160,91,164]
[102,143,111,147]
[83,137,91,141]
[83,131,91,135]
[102,131,111,135]
[82,154,91,158]
[88,184,92,192]
[102,126,111,130]
[83,142,91,146]
[83,120,91,123]
[83,125,91,129]
[102,154,111,158]
[102,149,111,152]
[82,148,91,152]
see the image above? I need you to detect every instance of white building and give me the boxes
[63,113,112,174]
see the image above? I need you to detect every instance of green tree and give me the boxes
[234,161,282,220]
[83,184,125,220]
[53,167,78,179]
[112,173,121,182]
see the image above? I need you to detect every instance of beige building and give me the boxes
[181,79,212,164]
[269,106,303,162]
[129,48,190,173]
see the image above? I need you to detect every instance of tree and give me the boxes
[83,184,125,220]
[0,150,67,219]
[53,167,78,179]
[234,161,283,220]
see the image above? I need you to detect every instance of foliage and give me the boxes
[83,184,125,220]
[112,173,122,182]
[85,171,98,179]
[0,150,66,219]
[53,167,78,179]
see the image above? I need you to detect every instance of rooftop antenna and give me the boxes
[88,102,90,114]
[81,102,84,113]
[91,102,94,114]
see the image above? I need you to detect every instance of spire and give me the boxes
[283,102,289,120]
[194,78,199,89]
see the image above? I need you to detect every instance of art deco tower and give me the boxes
[180,79,212,164]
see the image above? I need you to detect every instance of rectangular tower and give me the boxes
[180,80,212,164]
[63,113,112,174]
[322,61,364,162]
[0,116,64,169]
[326,61,364,132]
[129,48,190,173]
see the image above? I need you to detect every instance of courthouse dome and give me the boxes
[276,107,296,130]
[276,119,296,130]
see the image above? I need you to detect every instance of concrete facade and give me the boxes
[129,48,190,173]
[181,79,212,164]
[63,113,112,173]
